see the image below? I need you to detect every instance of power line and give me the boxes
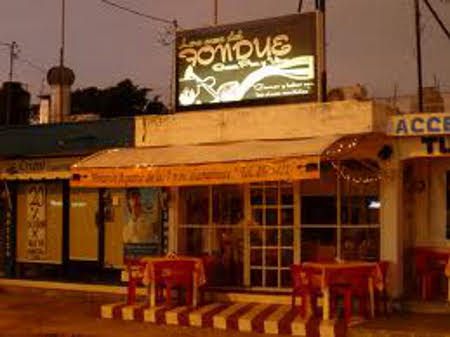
[100,0,175,25]
[17,56,46,74]
[423,0,450,40]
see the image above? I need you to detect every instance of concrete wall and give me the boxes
[411,158,450,247]
[135,101,391,147]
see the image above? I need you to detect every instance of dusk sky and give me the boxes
[0,0,449,103]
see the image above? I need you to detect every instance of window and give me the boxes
[178,185,244,287]
[301,164,380,262]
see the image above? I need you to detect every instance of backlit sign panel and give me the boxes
[176,13,318,111]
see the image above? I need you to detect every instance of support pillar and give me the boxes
[380,155,404,298]
[168,187,179,253]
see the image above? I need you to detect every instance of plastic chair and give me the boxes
[330,270,370,324]
[376,261,389,315]
[416,250,442,300]
[124,258,147,305]
[290,264,322,318]
[156,260,197,306]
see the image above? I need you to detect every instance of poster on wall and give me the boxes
[176,12,318,111]
[26,184,46,260]
[123,188,163,258]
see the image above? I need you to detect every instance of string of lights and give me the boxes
[324,136,382,185]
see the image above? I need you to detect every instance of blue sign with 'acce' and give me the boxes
[389,113,450,136]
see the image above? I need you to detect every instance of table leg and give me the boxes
[150,282,156,307]
[193,286,198,307]
[323,286,330,321]
[369,277,375,318]
[447,278,450,303]
[192,273,198,307]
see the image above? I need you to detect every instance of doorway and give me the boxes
[248,182,295,289]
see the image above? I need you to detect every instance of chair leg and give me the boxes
[186,286,193,306]
[344,290,352,324]
[358,296,368,318]
[199,288,204,306]
[383,289,388,315]
[330,293,336,319]
[166,284,172,307]
[311,295,317,317]
[300,294,306,318]
[127,279,136,305]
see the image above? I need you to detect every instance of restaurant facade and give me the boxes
[1,10,449,313]
[70,100,399,295]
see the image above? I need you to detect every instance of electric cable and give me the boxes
[100,0,176,25]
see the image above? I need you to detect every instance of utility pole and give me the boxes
[59,0,66,122]
[316,0,327,102]
[8,42,18,82]
[214,0,218,25]
[414,0,424,112]
[0,41,18,82]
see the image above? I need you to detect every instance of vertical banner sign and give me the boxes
[176,13,318,111]
[26,184,47,260]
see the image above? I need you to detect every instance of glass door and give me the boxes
[249,182,294,289]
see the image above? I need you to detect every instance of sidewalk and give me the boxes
[0,289,266,337]
[348,313,450,337]
[1,284,450,337]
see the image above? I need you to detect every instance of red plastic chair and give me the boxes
[376,261,389,315]
[198,254,220,304]
[330,270,370,324]
[125,258,147,305]
[155,260,197,307]
[290,264,322,318]
[416,250,447,300]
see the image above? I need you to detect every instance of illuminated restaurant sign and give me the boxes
[176,13,319,110]
[388,113,450,136]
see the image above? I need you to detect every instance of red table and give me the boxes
[141,255,206,307]
[302,261,383,321]
[415,246,450,302]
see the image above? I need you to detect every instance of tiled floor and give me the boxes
[101,301,322,336]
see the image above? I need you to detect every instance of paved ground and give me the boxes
[348,313,450,337]
[1,286,450,337]
[0,288,275,337]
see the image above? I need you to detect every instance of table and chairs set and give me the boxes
[415,246,450,302]
[290,260,388,324]
[124,253,206,308]
[124,252,391,325]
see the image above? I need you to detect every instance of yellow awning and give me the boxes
[71,137,339,187]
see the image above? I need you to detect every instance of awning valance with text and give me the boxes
[0,157,82,181]
[71,137,339,187]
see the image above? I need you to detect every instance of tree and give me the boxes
[71,79,167,118]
